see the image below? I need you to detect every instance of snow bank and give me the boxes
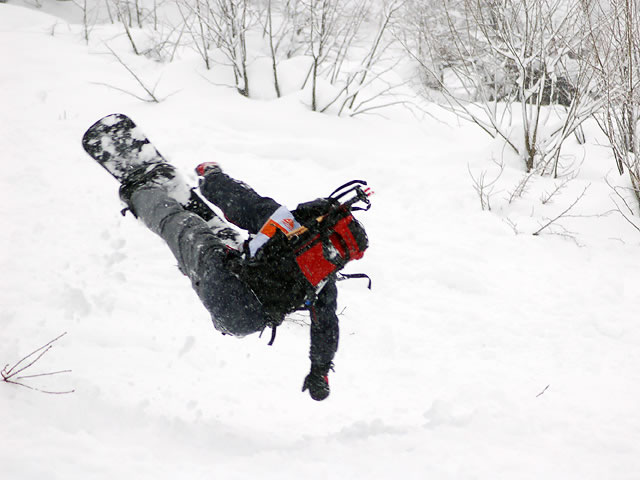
[2,3,640,480]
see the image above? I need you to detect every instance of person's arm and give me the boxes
[196,163,280,234]
[302,280,339,401]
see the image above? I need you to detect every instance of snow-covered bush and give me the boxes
[399,0,601,174]
[585,0,640,211]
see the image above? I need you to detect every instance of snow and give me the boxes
[2,2,640,479]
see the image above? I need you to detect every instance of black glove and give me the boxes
[302,364,331,401]
[292,198,334,225]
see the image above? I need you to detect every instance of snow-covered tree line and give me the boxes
[400,0,640,208]
[70,0,405,116]
[53,0,640,208]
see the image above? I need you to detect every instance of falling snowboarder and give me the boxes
[82,114,371,401]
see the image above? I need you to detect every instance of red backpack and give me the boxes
[289,181,372,293]
[240,181,372,320]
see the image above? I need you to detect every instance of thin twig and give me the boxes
[468,160,505,211]
[4,379,75,395]
[507,171,537,204]
[605,175,637,217]
[16,370,73,381]
[2,332,74,395]
[503,217,520,235]
[90,82,155,103]
[533,185,590,236]
[536,384,550,397]
[605,176,640,233]
[2,332,67,379]
[105,43,161,102]
[540,175,574,205]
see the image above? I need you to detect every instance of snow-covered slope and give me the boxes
[2,3,640,479]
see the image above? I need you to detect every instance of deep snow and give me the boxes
[2,3,640,479]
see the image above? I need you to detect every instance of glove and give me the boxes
[302,364,331,401]
[292,198,334,225]
[195,161,222,177]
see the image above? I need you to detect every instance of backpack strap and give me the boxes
[329,180,369,199]
[329,180,373,211]
[267,324,278,346]
[259,319,280,346]
[337,272,372,289]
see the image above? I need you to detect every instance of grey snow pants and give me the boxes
[130,184,277,336]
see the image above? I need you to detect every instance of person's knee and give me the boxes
[210,312,262,337]
[198,262,268,337]
[208,290,266,335]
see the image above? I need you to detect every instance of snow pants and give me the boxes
[129,172,280,336]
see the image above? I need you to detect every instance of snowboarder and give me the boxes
[119,161,344,401]
[82,113,370,402]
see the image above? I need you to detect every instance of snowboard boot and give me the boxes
[119,162,177,216]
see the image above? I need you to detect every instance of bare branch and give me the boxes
[468,160,505,211]
[533,184,590,236]
[507,170,537,204]
[2,332,67,379]
[536,384,550,397]
[104,44,162,102]
[2,332,74,395]
[540,175,574,205]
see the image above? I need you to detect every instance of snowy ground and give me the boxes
[2,3,640,479]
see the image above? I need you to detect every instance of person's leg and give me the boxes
[130,186,268,336]
[198,169,281,234]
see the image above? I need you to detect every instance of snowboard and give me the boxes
[82,113,215,221]
[82,113,243,246]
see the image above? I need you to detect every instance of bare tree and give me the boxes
[258,0,312,97]
[265,0,282,97]
[297,0,407,115]
[70,0,92,43]
[112,0,141,54]
[178,0,212,69]
[182,0,254,96]
[301,0,340,110]
[401,0,601,173]
[253,0,307,97]
[91,0,410,112]
[585,0,640,210]
[335,0,406,116]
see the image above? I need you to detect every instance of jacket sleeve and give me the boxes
[309,280,339,367]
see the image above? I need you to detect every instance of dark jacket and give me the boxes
[198,173,340,367]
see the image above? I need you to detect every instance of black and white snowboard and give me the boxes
[82,113,216,220]
[82,113,242,246]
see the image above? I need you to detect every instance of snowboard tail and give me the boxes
[82,113,215,222]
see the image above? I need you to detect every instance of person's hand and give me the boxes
[302,364,331,401]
